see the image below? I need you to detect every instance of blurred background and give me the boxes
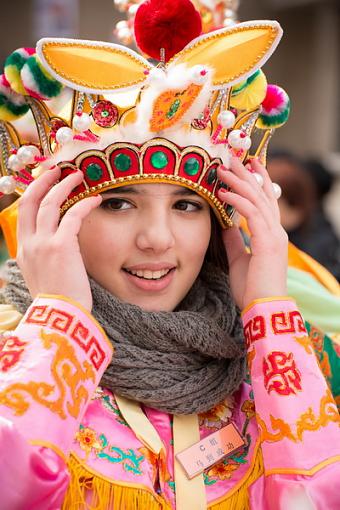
[1,0,340,278]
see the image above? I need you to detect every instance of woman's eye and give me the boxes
[101,198,133,211]
[174,200,202,212]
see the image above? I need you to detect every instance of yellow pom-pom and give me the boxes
[230,70,267,111]
[4,48,36,96]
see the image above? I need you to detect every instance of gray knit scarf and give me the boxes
[1,259,246,414]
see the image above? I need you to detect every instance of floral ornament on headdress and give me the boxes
[0,0,290,255]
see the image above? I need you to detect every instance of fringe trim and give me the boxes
[208,445,264,510]
[62,453,170,510]
[63,446,263,510]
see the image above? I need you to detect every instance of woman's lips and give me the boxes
[122,267,176,291]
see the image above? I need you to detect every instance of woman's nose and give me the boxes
[135,211,175,253]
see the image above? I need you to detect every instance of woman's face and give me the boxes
[78,183,211,311]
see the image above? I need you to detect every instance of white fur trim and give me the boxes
[21,65,40,95]
[36,38,152,94]
[133,64,213,139]
[0,79,26,106]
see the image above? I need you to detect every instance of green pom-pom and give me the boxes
[0,73,29,121]
[21,55,63,100]
[4,47,35,95]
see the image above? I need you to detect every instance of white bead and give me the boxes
[217,110,236,129]
[128,3,139,15]
[7,154,23,172]
[116,20,129,30]
[253,172,264,187]
[72,112,91,132]
[191,65,209,85]
[16,145,41,165]
[117,28,132,45]
[272,182,282,199]
[114,0,129,11]
[0,175,16,194]
[147,67,166,84]
[228,129,251,150]
[55,126,74,145]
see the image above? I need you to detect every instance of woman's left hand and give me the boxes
[217,157,288,311]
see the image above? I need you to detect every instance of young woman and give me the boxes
[0,4,340,508]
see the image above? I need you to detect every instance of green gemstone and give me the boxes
[166,99,181,119]
[184,157,200,176]
[86,163,103,181]
[207,167,217,184]
[114,153,131,171]
[151,151,168,169]
[102,110,109,117]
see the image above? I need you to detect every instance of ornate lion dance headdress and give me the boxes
[0,0,290,255]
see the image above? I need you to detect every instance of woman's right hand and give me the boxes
[16,167,102,311]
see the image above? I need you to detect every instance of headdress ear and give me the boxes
[170,21,282,89]
[36,38,152,94]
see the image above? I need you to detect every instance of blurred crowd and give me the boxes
[267,151,340,281]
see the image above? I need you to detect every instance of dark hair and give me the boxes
[267,150,317,227]
[205,210,229,273]
[304,159,334,201]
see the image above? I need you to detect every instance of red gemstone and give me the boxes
[92,100,119,128]
[50,118,68,135]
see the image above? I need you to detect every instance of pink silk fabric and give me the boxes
[0,296,340,509]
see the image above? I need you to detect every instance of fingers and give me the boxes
[17,167,61,243]
[57,195,102,239]
[250,158,280,217]
[219,189,269,239]
[217,158,275,229]
[221,225,248,266]
[36,171,85,234]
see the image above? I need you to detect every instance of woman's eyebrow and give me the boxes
[101,187,198,196]
[101,186,140,195]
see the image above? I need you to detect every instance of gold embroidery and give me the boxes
[294,335,313,355]
[296,389,339,440]
[25,305,106,371]
[247,347,256,372]
[150,84,202,132]
[256,414,296,443]
[0,330,94,419]
[256,389,340,444]
[318,352,332,380]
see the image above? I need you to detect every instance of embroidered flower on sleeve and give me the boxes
[75,425,102,458]
[241,399,256,420]
[207,461,239,480]
[199,397,234,430]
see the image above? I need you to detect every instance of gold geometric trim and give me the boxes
[58,137,233,227]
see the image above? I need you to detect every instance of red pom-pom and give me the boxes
[134,0,202,62]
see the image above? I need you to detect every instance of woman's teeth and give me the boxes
[125,268,171,280]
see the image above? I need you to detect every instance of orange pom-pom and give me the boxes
[134,0,202,62]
